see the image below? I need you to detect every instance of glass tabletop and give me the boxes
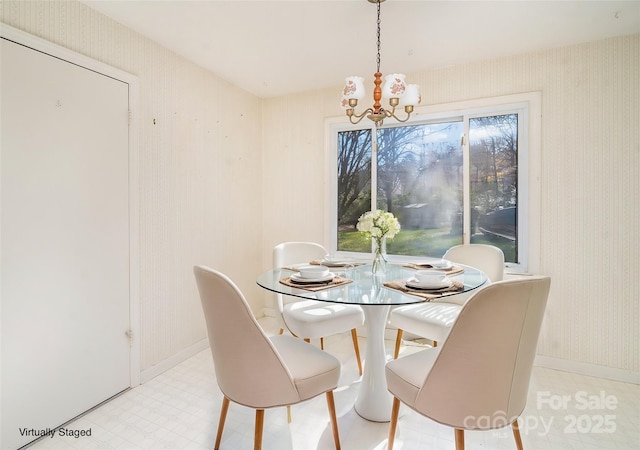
[256,263,488,306]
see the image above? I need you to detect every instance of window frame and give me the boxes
[324,92,541,274]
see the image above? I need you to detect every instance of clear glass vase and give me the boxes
[371,237,387,275]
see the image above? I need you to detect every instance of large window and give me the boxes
[327,93,540,272]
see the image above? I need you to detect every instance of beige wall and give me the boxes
[1,1,264,375]
[3,1,638,378]
[262,35,640,377]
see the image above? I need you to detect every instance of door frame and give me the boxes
[1,23,141,387]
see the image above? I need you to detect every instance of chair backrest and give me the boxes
[444,244,505,282]
[193,265,300,408]
[272,242,328,322]
[273,241,328,269]
[415,276,551,429]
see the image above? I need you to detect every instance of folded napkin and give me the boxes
[384,279,464,301]
[279,275,352,292]
[402,263,465,276]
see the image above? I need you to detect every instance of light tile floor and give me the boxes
[27,317,639,450]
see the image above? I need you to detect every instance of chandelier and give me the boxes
[341,0,420,127]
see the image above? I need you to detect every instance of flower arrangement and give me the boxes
[357,210,401,273]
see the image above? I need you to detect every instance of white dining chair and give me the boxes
[273,242,364,375]
[389,244,505,358]
[386,276,551,450]
[193,265,342,450]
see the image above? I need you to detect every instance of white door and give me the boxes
[1,37,131,449]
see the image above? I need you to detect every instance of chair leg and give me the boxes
[387,397,401,450]
[254,409,264,450]
[351,328,363,375]
[304,338,311,344]
[454,428,465,450]
[279,328,284,335]
[214,397,230,450]
[393,329,403,359]
[287,405,292,423]
[320,337,325,350]
[433,340,438,347]
[325,391,341,450]
[512,419,524,450]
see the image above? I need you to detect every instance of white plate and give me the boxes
[321,258,356,267]
[290,272,335,283]
[406,277,452,290]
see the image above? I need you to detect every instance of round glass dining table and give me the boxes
[256,261,487,422]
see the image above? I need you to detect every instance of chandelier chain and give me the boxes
[376,0,381,73]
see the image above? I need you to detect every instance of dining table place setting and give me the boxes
[402,258,465,275]
[384,269,464,301]
[279,264,352,291]
[308,254,367,268]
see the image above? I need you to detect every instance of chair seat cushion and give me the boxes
[389,302,462,343]
[385,347,440,408]
[270,334,341,402]
[283,300,364,339]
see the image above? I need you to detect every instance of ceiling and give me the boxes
[81,0,640,98]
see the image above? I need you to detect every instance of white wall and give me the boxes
[3,1,638,380]
[262,35,640,379]
[1,1,264,377]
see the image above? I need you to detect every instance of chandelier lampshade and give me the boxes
[381,74,406,99]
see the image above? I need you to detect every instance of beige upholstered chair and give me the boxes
[389,244,505,357]
[193,265,342,450]
[386,276,551,450]
[273,242,364,375]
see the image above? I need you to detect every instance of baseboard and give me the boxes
[534,355,640,385]
[139,338,210,384]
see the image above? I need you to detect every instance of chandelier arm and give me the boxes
[387,107,413,123]
[348,108,375,125]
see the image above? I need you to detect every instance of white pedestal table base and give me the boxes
[354,304,393,422]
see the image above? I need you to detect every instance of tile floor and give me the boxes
[27,317,639,450]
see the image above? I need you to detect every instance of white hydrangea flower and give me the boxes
[356,210,400,240]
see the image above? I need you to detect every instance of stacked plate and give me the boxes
[321,255,357,267]
[290,265,335,284]
[429,259,452,269]
[405,277,452,290]
[406,267,452,290]
[290,271,335,284]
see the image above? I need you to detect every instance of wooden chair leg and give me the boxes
[433,340,438,347]
[320,337,325,350]
[214,397,230,450]
[279,328,284,335]
[454,428,465,450]
[387,397,401,450]
[512,419,524,450]
[304,338,311,343]
[350,328,363,375]
[393,329,403,359]
[254,409,264,450]
[287,405,292,423]
[325,391,341,450]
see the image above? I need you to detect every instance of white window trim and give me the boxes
[324,92,541,274]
